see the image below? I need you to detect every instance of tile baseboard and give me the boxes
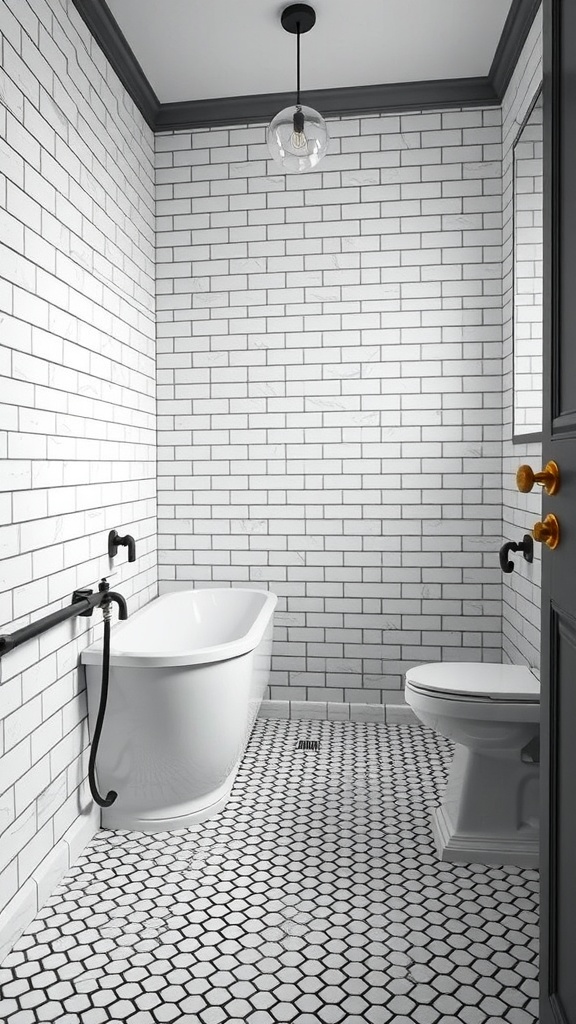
[259,699,419,726]
[0,808,99,967]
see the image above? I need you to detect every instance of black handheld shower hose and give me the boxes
[88,597,118,807]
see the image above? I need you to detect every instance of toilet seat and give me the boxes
[405,662,539,703]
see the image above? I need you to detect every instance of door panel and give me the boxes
[545,610,576,1022]
[540,2,576,1022]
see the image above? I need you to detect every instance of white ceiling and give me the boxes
[106,0,514,104]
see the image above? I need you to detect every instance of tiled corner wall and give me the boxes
[501,9,542,671]
[156,105,505,704]
[0,0,157,957]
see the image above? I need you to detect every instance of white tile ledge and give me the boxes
[0,808,98,967]
[259,699,419,725]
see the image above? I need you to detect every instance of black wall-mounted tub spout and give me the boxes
[98,577,128,619]
[499,534,534,574]
[108,529,136,562]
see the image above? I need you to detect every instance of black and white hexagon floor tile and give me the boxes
[0,721,539,1023]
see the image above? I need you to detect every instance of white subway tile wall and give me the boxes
[513,93,542,434]
[156,105,506,703]
[501,10,543,671]
[0,0,157,933]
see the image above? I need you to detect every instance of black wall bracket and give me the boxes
[72,588,97,617]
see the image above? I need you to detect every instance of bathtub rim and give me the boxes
[80,587,277,668]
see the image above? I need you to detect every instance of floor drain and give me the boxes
[297,740,320,751]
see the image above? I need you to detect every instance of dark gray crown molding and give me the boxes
[490,0,542,99]
[72,0,541,133]
[70,0,159,128]
[156,79,499,132]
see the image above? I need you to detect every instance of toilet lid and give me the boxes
[405,662,540,702]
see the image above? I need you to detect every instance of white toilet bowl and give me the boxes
[405,662,540,867]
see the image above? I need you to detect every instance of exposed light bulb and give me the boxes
[290,130,307,150]
[290,107,308,151]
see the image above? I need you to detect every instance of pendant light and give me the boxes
[267,4,329,174]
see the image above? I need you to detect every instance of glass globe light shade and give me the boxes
[267,104,329,173]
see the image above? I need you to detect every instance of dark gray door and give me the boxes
[540,2,576,1021]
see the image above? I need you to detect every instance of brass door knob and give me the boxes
[516,460,560,495]
[532,513,560,549]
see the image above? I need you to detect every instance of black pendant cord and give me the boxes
[296,23,301,106]
[88,610,118,808]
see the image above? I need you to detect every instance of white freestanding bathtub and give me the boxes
[81,588,277,832]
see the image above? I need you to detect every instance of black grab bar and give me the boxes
[0,578,127,657]
[0,578,127,810]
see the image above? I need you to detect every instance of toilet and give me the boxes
[405,662,540,868]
